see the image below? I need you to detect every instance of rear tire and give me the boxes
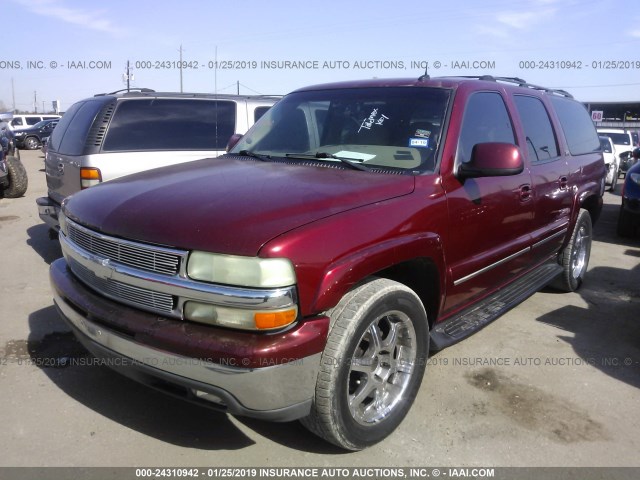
[551,209,592,292]
[301,278,429,450]
[3,156,28,198]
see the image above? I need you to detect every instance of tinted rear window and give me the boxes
[102,99,237,151]
[550,97,600,155]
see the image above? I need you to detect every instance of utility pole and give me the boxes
[237,81,240,95]
[42,101,45,113]
[11,78,16,112]
[122,61,134,92]
[34,91,37,113]
[179,44,183,93]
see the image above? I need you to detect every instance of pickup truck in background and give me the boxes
[49,76,605,450]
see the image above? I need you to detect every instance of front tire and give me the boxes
[607,164,618,192]
[301,278,429,450]
[24,136,40,150]
[552,209,592,292]
[3,156,28,198]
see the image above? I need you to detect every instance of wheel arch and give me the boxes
[309,233,445,327]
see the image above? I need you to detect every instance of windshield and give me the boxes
[230,87,450,172]
[33,120,51,129]
[600,132,630,146]
[599,137,612,153]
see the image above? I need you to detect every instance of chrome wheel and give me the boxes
[301,278,429,450]
[348,311,417,425]
[570,223,588,280]
[24,137,39,150]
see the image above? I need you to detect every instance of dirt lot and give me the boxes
[1,149,639,467]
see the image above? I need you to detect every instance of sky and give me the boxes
[1,0,640,112]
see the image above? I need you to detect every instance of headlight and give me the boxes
[187,251,296,288]
[630,173,640,186]
[184,302,298,330]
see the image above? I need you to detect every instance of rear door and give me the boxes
[513,95,572,262]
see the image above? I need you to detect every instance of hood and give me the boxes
[64,157,415,256]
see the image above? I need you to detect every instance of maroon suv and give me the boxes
[50,76,605,450]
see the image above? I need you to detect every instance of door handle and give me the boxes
[519,184,532,202]
[559,176,568,189]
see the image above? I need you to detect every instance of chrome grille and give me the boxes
[66,220,184,276]
[68,258,175,315]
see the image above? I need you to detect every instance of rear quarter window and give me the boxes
[550,97,600,155]
[102,99,237,151]
[254,106,271,123]
[56,100,105,155]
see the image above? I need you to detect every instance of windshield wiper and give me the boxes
[285,152,371,171]
[237,150,271,161]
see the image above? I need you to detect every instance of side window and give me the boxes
[57,100,104,155]
[514,95,559,162]
[48,101,84,152]
[26,117,41,126]
[254,106,271,123]
[457,92,515,164]
[550,96,600,155]
[11,118,23,127]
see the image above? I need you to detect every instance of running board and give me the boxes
[430,263,562,351]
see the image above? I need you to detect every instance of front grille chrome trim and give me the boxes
[66,219,187,276]
[59,227,297,319]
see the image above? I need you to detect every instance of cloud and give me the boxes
[475,25,510,39]
[630,30,640,38]
[496,8,556,30]
[13,0,125,37]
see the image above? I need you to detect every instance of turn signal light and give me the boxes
[80,168,102,189]
[254,309,298,330]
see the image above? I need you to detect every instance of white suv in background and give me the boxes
[37,89,279,231]
[599,135,618,191]
[597,128,636,175]
[9,114,61,132]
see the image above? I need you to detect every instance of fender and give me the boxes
[564,162,604,249]
[310,232,446,316]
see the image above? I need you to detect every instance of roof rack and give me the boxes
[450,75,574,98]
[94,88,156,97]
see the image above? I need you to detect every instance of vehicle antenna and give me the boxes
[418,64,430,81]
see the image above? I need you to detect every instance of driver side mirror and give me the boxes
[226,133,243,152]
[457,143,524,180]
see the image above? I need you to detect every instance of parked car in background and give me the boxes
[618,149,640,236]
[50,76,604,450]
[0,124,28,198]
[13,119,59,150]
[8,114,61,132]
[599,135,618,191]
[597,128,634,176]
[37,89,279,231]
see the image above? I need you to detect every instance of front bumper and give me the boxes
[50,258,329,421]
[36,196,60,230]
[622,195,640,215]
